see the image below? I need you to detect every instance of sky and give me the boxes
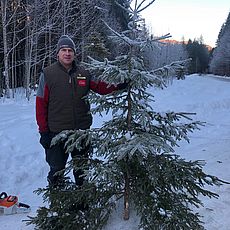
[1,74,230,229]
[140,0,230,47]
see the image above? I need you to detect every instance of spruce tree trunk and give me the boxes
[123,169,130,220]
[123,86,132,220]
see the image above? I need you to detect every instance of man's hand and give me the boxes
[117,80,130,90]
[40,132,52,149]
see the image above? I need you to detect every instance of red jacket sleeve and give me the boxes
[36,72,49,133]
[90,80,118,95]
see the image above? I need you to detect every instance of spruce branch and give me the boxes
[135,0,156,14]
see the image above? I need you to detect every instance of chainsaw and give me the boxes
[0,192,31,215]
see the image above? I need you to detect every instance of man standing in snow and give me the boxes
[36,35,126,187]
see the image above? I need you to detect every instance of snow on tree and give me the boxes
[209,11,230,76]
[28,1,227,230]
[143,40,189,72]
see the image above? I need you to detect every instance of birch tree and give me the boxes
[1,0,10,98]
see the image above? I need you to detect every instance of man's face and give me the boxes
[57,48,75,68]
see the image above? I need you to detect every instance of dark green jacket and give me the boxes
[36,61,118,133]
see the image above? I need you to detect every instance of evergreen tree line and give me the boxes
[185,37,210,74]
[171,10,230,77]
[146,38,210,75]
[209,10,230,76]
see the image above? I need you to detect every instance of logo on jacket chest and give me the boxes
[76,74,86,87]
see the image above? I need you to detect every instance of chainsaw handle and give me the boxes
[19,202,30,209]
[7,196,18,203]
[0,192,7,199]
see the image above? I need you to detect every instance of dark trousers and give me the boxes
[45,140,89,186]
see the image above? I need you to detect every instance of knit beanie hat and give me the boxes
[56,35,76,54]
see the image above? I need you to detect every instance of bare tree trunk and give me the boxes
[47,0,52,65]
[123,62,132,220]
[80,0,85,61]
[24,2,33,100]
[0,66,2,96]
[11,14,17,98]
[31,0,38,90]
[11,48,15,98]
[62,0,66,34]
[1,0,10,98]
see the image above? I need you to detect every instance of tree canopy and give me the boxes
[209,10,230,76]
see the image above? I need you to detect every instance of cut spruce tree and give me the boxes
[28,1,227,230]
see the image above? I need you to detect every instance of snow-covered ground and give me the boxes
[0,74,230,230]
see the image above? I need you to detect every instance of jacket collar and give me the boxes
[57,60,77,75]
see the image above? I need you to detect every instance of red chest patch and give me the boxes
[78,79,86,87]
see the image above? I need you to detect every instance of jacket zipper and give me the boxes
[70,73,77,129]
